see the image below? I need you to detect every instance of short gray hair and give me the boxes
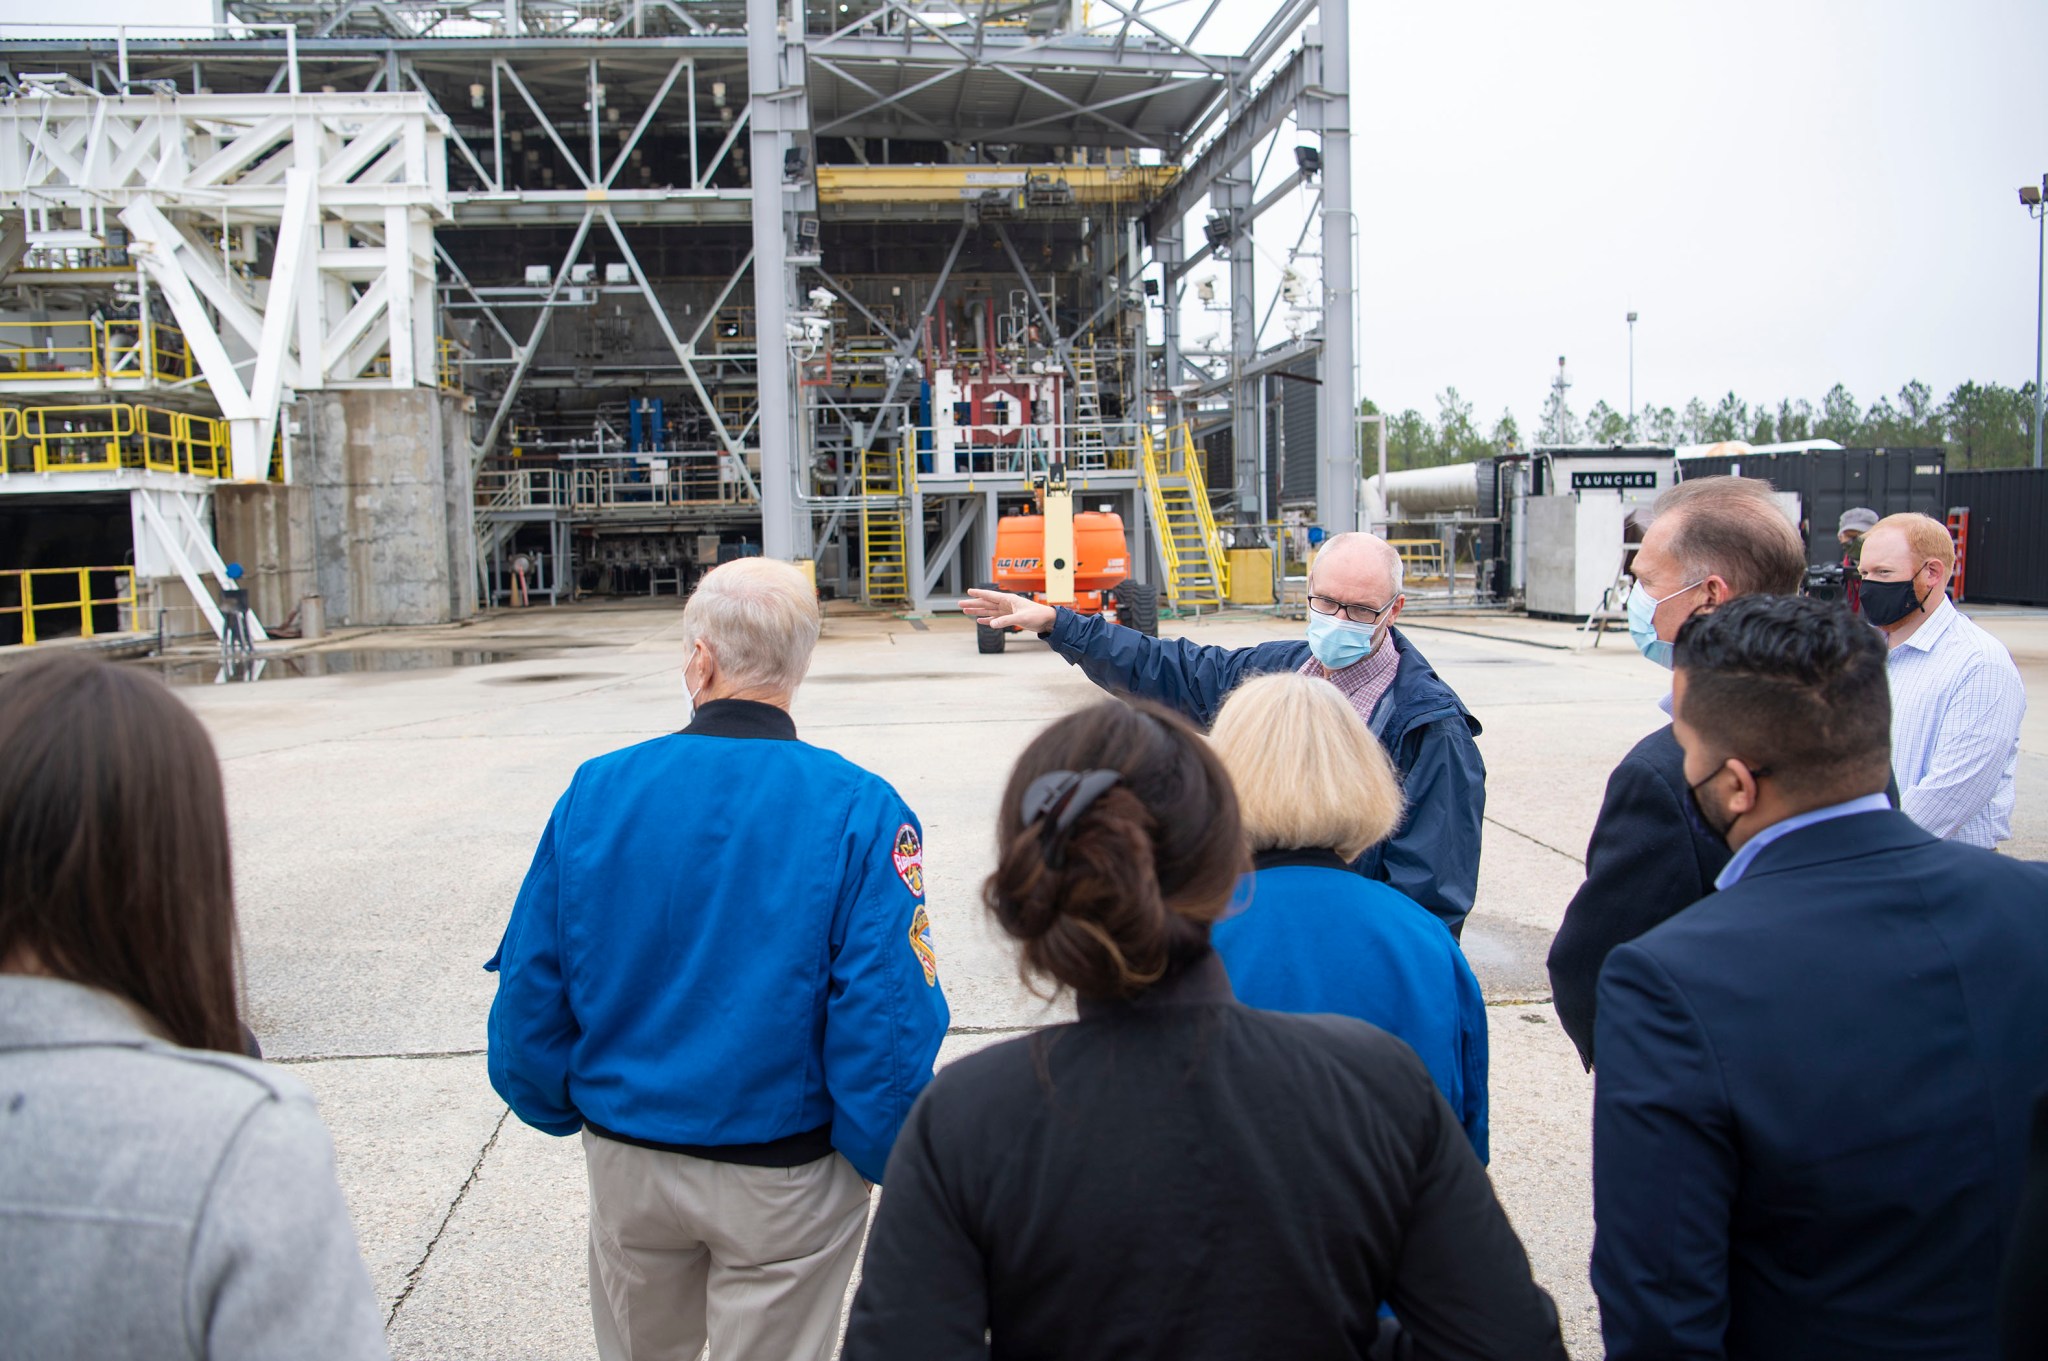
[681,558,821,695]
[1312,532,1405,596]
[1653,477,1806,597]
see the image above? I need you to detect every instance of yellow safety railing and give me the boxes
[1,567,137,645]
[1388,538,1448,583]
[100,323,197,384]
[0,321,102,383]
[3,403,232,479]
[0,320,196,386]
[1140,423,1231,608]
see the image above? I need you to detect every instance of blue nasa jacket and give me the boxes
[1042,609,1486,934]
[485,699,949,1184]
[1213,853,1490,1161]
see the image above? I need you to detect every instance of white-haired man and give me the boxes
[488,558,949,1361]
[965,532,1485,936]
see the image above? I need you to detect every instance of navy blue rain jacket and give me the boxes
[1042,609,1486,933]
[485,699,950,1183]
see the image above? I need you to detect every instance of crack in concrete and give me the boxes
[1483,814,1581,864]
[387,1107,510,1332]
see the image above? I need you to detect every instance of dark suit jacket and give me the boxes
[1592,810,2048,1361]
[1547,723,1729,1067]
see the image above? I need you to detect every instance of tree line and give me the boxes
[1363,379,2042,473]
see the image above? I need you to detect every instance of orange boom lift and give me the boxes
[975,457,1158,654]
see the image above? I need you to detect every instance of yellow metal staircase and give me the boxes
[1141,425,1229,611]
[860,438,911,606]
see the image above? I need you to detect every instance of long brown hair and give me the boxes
[985,700,1246,1000]
[0,654,244,1052]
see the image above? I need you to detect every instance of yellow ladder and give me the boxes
[1141,424,1229,611]
[860,437,911,606]
[1070,348,1109,471]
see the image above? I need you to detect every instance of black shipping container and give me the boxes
[1678,448,1946,566]
[1946,468,2048,606]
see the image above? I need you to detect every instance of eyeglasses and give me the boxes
[1307,594,1395,625]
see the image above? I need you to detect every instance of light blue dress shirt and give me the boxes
[1714,793,1894,890]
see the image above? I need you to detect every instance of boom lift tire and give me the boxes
[974,581,1008,654]
[1112,580,1159,637]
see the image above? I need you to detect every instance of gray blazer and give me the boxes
[0,976,389,1361]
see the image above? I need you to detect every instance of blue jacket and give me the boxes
[485,699,950,1183]
[1593,810,2048,1360]
[1212,853,1489,1161]
[1042,610,1486,933]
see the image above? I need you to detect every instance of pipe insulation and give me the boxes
[1361,462,1481,518]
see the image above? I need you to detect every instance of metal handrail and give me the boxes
[1,403,232,479]
[0,566,136,646]
[0,320,196,386]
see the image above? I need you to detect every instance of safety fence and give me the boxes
[0,567,136,646]
[0,320,195,386]
[570,458,758,511]
[0,403,233,479]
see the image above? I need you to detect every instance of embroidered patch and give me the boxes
[891,823,925,899]
[908,904,938,986]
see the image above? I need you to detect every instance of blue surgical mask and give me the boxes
[1306,610,1381,670]
[1626,578,1704,670]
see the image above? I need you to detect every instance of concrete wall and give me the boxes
[305,390,478,626]
[214,482,315,627]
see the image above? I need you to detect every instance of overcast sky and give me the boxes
[24,0,2048,429]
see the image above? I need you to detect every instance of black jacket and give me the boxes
[844,953,1565,1361]
[1546,723,1728,1067]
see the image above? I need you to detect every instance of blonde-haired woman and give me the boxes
[1209,672,1489,1159]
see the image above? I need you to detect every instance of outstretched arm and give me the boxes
[961,588,1288,728]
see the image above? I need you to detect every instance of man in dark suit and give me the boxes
[1547,477,1806,1066]
[1592,595,2048,1360]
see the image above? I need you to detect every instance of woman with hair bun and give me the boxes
[0,654,388,1359]
[1209,672,1490,1161]
[844,700,1564,1361]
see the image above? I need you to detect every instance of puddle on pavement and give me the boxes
[145,647,544,686]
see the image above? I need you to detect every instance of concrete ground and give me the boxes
[163,599,2048,1360]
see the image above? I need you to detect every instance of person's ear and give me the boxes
[1698,575,1731,611]
[1723,760,1761,818]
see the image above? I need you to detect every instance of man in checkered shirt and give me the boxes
[1856,513,2027,848]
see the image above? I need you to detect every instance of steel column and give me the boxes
[1310,3,1357,532]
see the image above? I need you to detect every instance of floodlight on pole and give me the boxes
[2024,176,2047,470]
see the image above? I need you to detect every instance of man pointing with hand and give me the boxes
[963,531,1485,937]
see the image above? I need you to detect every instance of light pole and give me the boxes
[2023,177,2046,470]
[1626,311,1639,440]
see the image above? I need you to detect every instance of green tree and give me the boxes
[1640,405,1679,445]
[1386,407,1436,471]
[1748,406,1778,444]
[1490,408,1521,453]
[1775,398,1814,443]
[1434,387,1494,464]
[1704,391,1750,442]
[1818,384,1861,443]
[1583,400,1630,444]
[1895,380,1938,444]
[1538,385,1579,445]
[1680,398,1710,444]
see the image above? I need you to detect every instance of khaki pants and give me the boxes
[582,1130,871,1361]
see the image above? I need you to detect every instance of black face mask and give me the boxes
[1685,763,1768,848]
[1859,577,1924,628]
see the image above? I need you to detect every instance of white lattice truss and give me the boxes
[0,91,451,480]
